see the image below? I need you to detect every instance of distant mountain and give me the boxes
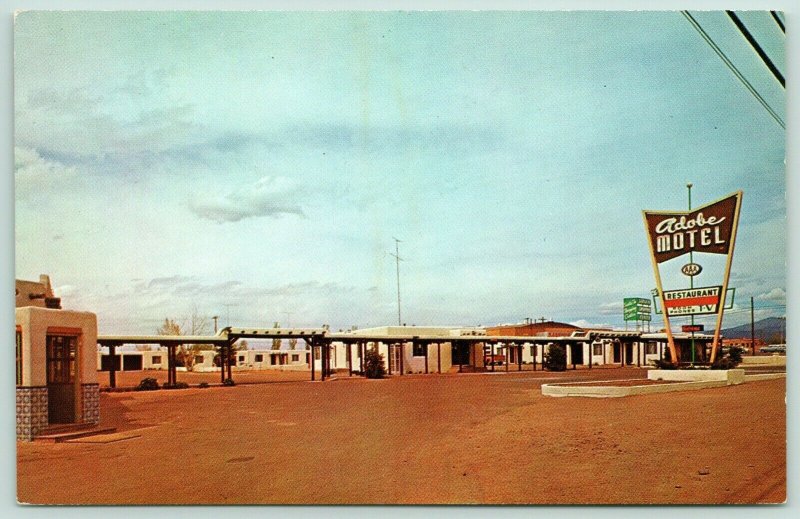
[715,317,786,343]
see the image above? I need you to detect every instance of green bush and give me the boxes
[364,349,386,379]
[135,377,160,391]
[728,346,744,364]
[543,345,567,371]
[223,378,236,386]
[652,359,678,370]
[163,381,189,390]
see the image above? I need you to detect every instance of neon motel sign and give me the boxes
[643,192,742,363]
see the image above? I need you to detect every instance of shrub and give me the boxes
[198,382,210,389]
[163,381,189,390]
[651,359,678,370]
[223,378,236,386]
[364,349,386,379]
[543,345,567,372]
[135,377,160,391]
[728,346,744,364]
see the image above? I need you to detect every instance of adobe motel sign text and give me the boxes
[623,298,651,321]
[663,286,722,316]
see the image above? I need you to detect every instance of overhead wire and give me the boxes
[770,11,785,33]
[726,10,785,88]
[681,10,785,130]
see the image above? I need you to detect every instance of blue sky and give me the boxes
[14,11,786,334]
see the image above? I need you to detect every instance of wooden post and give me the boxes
[347,342,352,376]
[311,345,316,381]
[400,342,404,375]
[108,343,117,389]
[533,343,537,371]
[424,342,429,374]
[505,343,509,372]
[220,345,226,383]
[637,342,641,367]
[437,343,441,374]
[571,343,576,370]
[360,342,365,374]
[491,342,496,372]
[227,344,233,381]
[620,341,625,367]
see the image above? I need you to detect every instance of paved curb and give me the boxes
[541,379,727,398]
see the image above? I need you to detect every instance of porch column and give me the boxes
[518,344,522,371]
[533,343,537,371]
[108,343,117,389]
[620,340,625,367]
[311,342,316,382]
[227,344,233,381]
[360,342,365,374]
[437,343,441,374]
[347,342,353,377]
[637,342,641,367]
[491,342,496,372]
[400,342,404,375]
[220,345,226,383]
[422,340,428,374]
[571,343,576,370]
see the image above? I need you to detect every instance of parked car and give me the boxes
[760,344,786,354]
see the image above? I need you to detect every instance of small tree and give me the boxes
[289,337,298,350]
[364,348,386,379]
[543,344,567,371]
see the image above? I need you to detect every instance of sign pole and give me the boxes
[687,184,696,365]
[709,191,743,363]
[642,211,679,363]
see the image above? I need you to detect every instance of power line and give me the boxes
[681,11,785,130]
[770,11,785,34]
[726,10,785,88]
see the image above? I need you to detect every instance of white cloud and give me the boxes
[757,287,786,302]
[598,301,623,315]
[14,146,79,201]
[189,176,306,223]
[569,319,616,330]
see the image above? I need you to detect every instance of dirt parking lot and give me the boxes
[17,368,785,505]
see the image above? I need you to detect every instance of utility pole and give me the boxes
[389,237,403,326]
[212,315,219,334]
[750,296,755,356]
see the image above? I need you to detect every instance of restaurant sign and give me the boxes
[662,286,722,316]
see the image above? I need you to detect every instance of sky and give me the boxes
[14,10,786,335]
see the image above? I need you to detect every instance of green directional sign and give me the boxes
[623,297,652,321]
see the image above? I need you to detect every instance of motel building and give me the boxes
[16,276,100,441]
[97,346,312,373]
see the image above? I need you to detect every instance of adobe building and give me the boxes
[16,276,100,441]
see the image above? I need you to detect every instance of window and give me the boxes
[593,343,603,356]
[151,355,161,364]
[195,355,205,365]
[646,343,658,355]
[46,335,77,384]
[412,343,425,357]
[530,345,536,356]
[16,330,22,385]
[314,348,320,360]
[255,354,264,362]
[238,355,245,362]
[291,354,299,362]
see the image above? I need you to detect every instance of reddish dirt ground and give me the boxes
[17,368,785,505]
